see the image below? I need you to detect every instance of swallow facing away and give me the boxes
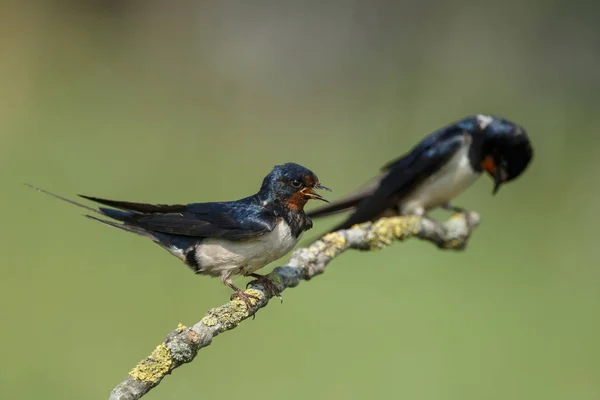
[28,162,329,313]
[307,115,533,232]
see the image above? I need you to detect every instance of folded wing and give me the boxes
[79,195,277,240]
[311,126,468,231]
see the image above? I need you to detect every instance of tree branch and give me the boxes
[109,212,480,400]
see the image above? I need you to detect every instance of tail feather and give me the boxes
[97,207,136,223]
[27,183,137,228]
[85,215,195,262]
[84,214,158,241]
[28,184,195,262]
[78,195,186,214]
[26,184,100,214]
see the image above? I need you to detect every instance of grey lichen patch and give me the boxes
[439,213,475,249]
[368,216,421,249]
[129,343,172,384]
[168,339,197,363]
[308,240,327,255]
[308,246,320,254]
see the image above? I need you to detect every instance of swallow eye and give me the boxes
[291,179,302,188]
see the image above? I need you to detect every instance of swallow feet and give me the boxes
[229,288,260,316]
[224,278,260,316]
[441,203,476,235]
[246,273,283,303]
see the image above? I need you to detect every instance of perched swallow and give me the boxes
[308,114,533,231]
[28,162,329,312]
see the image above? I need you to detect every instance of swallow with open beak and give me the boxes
[29,162,330,313]
[308,114,533,231]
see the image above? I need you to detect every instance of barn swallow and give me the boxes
[307,114,533,231]
[28,162,329,313]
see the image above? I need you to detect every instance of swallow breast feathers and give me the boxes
[190,218,299,279]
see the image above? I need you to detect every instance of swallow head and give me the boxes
[261,162,330,210]
[472,114,533,195]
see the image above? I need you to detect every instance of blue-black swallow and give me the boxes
[28,162,329,312]
[308,115,533,231]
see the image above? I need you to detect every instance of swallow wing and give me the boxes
[131,202,277,239]
[78,195,277,240]
[27,185,277,240]
[332,129,468,230]
[308,124,467,223]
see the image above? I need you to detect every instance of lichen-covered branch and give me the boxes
[109,212,480,400]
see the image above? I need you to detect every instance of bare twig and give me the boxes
[109,212,480,400]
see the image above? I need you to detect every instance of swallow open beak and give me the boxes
[302,185,330,202]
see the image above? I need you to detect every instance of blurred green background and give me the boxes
[2,1,599,399]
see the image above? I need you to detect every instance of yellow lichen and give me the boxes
[442,238,464,249]
[323,232,345,246]
[245,289,263,303]
[176,322,187,332]
[409,216,421,234]
[201,315,219,327]
[228,298,249,313]
[129,343,172,384]
[202,289,265,332]
[449,213,462,220]
[368,216,420,249]
[322,232,346,257]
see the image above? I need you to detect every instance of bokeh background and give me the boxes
[2,1,599,399]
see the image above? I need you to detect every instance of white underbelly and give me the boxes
[193,219,300,278]
[400,146,480,215]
